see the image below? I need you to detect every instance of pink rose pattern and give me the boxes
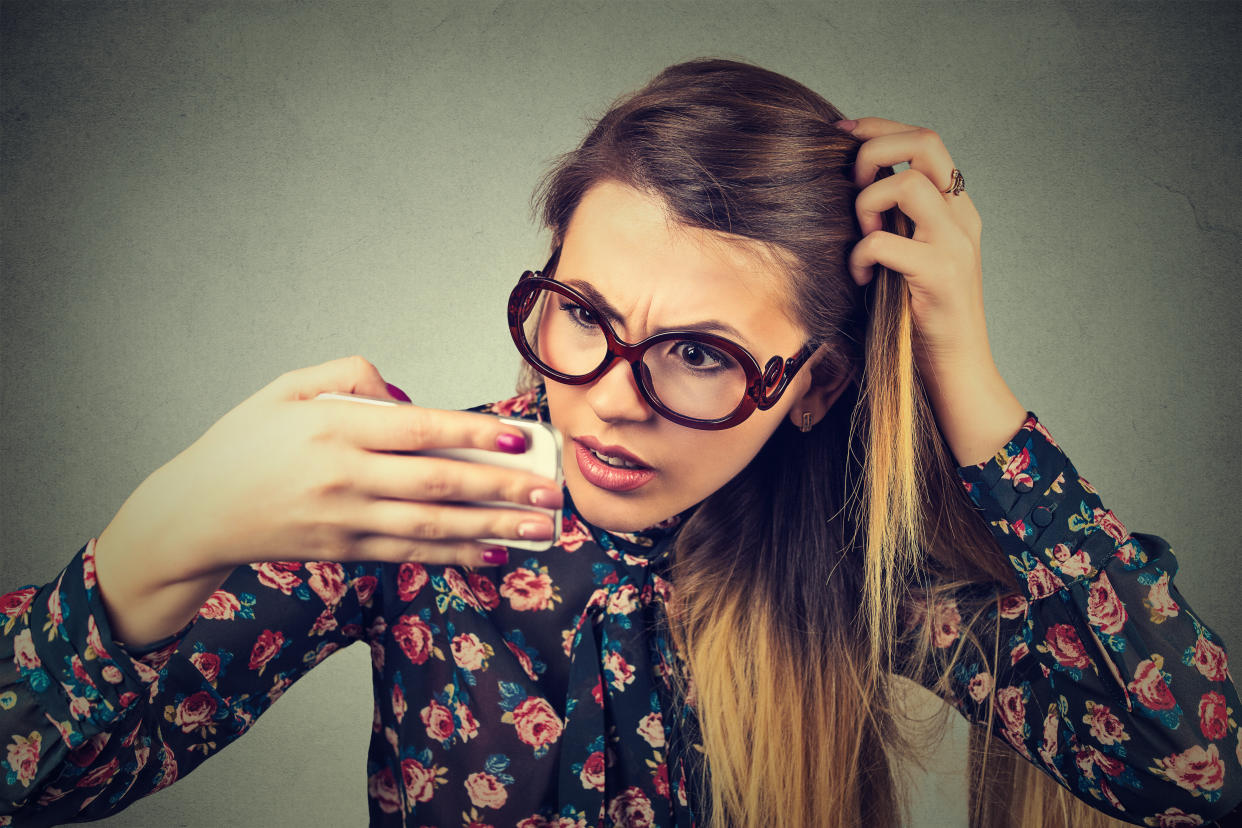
[1,399,1240,825]
[950,412,1240,820]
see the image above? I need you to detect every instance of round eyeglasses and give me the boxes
[507,248,820,430]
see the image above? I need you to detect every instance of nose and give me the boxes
[584,357,654,425]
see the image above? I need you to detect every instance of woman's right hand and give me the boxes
[97,355,561,586]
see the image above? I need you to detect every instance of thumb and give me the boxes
[268,355,404,403]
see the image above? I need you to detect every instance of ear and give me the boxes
[786,361,856,429]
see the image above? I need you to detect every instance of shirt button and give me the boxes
[1013,478,1033,493]
[1031,506,1055,527]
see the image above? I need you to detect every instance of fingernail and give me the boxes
[482,546,508,565]
[517,520,553,540]
[835,119,857,131]
[385,382,411,403]
[530,488,563,508]
[496,433,527,454]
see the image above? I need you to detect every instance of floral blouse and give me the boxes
[2,389,1240,827]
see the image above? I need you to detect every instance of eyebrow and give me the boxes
[560,278,757,350]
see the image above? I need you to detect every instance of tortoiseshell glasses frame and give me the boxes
[506,247,820,431]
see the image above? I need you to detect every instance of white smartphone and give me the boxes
[315,392,563,551]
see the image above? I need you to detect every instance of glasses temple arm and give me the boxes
[756,342,820,409]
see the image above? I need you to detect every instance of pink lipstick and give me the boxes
[573,437,656,492]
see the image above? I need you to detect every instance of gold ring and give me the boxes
[943,168,965,196]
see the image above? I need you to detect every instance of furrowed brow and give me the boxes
[560,279,755,349]
[561,280,626,326]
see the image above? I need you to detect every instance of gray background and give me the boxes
[2,1,1239,825]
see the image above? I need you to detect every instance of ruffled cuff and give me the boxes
[22,539,194,749]
[954,413,1139,602]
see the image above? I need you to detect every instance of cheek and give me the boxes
[543,381,578,427]
[663,419,778,485]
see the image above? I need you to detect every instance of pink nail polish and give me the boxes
[385,382,411,403]
[517,521,554,541]
[496,433,527,454]
[530,488,563,508]
[835,119,857,131]
[482,546,509,565]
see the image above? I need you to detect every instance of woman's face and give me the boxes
[542,180,827,532]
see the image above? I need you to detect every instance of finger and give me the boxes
[350,535,510,568]
[357,500,556,544]
[847,231,932,287]
[316,401,531,455]
[269,355,393,403]
[853,128,956,191]
[358,453,563,508]
[855,168,959,238]
[838,116,922,140]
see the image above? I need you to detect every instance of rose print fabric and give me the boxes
[944,415,1242,825]
[2,389,1240,826]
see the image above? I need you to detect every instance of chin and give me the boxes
[566,478,678,534]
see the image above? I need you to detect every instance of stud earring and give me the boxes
[800,412,813,433]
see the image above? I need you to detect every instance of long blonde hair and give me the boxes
[532,57,1129,828]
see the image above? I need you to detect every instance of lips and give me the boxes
[572,436,656,493]
[575,436,651,469]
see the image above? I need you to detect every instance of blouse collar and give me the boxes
[564,485,696,566]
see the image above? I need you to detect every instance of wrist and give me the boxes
[920,359,1028,467]
[102,464,238,584]
[95,514,235,651]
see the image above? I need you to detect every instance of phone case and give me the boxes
[315,392,563,552]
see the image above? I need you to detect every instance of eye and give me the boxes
[671,340,733,373]
[557,300,599,329]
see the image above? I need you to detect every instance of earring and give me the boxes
[800,412,813,433]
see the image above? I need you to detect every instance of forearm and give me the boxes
[3,537,370,822]
[944,413,1242,823]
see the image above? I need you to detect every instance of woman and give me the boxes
[2,58,1239,827]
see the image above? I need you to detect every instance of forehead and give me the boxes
[557,180,803,338]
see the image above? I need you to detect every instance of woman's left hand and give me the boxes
[836,116,1029,466]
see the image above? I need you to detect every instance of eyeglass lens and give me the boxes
[520,285,750,421]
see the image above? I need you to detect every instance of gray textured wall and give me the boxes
[2,2,1239,825]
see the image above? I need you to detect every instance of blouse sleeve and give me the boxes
[936,412,1242,825]
[0,539,379,826]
